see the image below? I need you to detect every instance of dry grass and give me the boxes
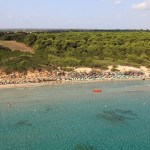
[0,40,33,53]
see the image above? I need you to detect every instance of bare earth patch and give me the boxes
[0,40,33,53]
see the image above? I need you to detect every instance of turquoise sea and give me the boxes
[0,80,150,150]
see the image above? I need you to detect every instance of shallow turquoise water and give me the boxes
[0,80,150,150]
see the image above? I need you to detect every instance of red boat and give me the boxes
[92,89,102,93]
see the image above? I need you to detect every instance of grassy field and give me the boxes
[0,40,33,53]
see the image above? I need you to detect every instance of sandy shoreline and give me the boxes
[0,65,149,89]
[0,77,149,89]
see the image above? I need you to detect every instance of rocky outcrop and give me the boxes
[0,70,65,85]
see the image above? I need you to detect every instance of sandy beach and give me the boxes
[0,65,149,89]
[0,76,149,89]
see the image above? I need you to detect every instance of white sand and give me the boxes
[74,67,92,73]
[116,65,141,72]
[116,65,150,77]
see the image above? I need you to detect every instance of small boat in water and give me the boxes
[92,89,102,93]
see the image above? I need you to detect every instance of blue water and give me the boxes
[0,80,150,150]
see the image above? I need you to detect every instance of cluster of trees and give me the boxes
[0,31,150,73]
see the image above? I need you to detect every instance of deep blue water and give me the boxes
[0,80,150,150]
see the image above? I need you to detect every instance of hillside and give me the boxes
[0,31,150,73]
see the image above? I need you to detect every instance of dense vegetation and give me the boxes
[0,31,150,73]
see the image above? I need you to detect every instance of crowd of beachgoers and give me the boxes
[66,70,146,81]
[0,68,149,86]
